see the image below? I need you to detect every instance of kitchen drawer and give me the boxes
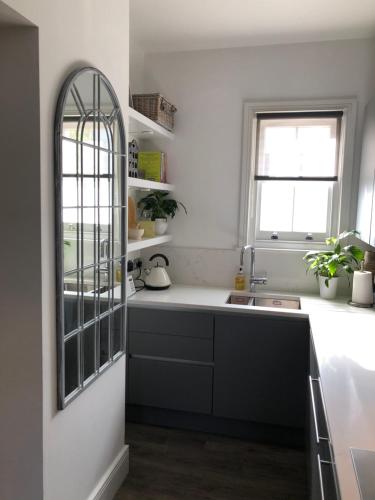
[128,307,213,339]
[128,357,213,414]
[129,331,213,362]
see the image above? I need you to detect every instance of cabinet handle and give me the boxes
[317,454,334,500]
[309,376,329,445]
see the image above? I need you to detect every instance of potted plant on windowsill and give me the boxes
[303,230,364,299]
[138,191,187,235]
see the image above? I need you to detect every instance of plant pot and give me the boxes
[154,218,168,235]
[319,276,339,300]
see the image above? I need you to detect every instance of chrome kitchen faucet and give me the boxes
[241,245,268,292]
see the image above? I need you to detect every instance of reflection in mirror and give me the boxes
[55,67,126,409]
[99,315,110,367]
[65,335,79,397]
[83,325,96,381]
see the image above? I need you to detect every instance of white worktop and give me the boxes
[128,284,375,500]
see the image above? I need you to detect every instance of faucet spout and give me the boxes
[240,244,252,267]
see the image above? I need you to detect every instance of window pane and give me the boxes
[257,116,339,178]
[258,180,330,235]
[293,182,330,233]
[259,182,294,231]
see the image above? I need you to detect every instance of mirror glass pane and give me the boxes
[65,335,79,397]
[64,271,79,335]
[83,325,96,381]
[99,316,110,367]
[111,307,123,357]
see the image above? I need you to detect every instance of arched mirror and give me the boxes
[55,67,127,409]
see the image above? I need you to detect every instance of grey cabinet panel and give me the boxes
[128,358,213,414]
[128,307,213,339]
[129,331,213,362]
[213,313,309,428]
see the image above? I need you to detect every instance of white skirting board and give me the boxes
[87,445,129,500]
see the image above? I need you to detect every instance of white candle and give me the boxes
[352,270,374,305]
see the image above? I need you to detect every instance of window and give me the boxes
[240,101,356,249]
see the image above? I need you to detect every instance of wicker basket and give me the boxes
[132,93,177,132]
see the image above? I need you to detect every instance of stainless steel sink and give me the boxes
[64,282,111,294]
[64,282,95,292]
[227,294,300,310]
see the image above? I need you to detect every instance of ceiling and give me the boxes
[130,0,375,53]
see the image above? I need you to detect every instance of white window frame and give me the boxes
[238,99,357,250]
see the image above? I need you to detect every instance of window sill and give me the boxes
[253,239,328,251]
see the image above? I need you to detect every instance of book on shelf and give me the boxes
[138,151,167,183]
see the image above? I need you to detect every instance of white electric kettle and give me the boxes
[144,254,172,290]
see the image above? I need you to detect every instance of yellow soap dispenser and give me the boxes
[234,266,246,291]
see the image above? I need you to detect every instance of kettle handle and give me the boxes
[149,253,169,266]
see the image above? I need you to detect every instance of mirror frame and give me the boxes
[54,67,127,409]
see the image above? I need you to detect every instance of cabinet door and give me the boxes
[213,314,309,428]
[128,357,213,414]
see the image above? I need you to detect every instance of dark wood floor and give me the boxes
[115,423,308,500]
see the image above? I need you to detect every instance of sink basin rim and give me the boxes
[226,293,301,310]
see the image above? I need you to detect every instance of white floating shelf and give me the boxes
[127,234,172,252]
[128,177,175,192]
[128,107,174,141]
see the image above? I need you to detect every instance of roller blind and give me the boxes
[255,111,342,181]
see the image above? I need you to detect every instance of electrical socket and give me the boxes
[127,258,142,273]
[134,258,143,269]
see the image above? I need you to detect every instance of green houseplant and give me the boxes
[303,230,364,299]
[138,191,187,235]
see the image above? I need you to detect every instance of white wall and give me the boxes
[0,16,42,500]
[138,39,375,292]
[130,39,146,94]
[1,1,129,499]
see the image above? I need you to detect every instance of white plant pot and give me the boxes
[319,276,339,300]
[154,218,168,235]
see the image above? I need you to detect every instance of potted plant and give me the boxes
[138,191,187,235]
[303,230,364,299]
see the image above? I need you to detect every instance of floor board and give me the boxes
[115,423,308,500]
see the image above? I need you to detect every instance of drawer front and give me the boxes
[128,307,213,339]
[128,357,213,414]
[309,375,340,499]
[316,455,339,500]
[129,331,213,362]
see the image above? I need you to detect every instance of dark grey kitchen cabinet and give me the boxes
[127,307,214,414]
[308,337,340,500]
[128,358,213,413]
[213,313,309,428]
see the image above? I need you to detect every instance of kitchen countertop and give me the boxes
[128,284,375,500]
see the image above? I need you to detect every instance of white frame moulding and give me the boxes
[238,98,357,250]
